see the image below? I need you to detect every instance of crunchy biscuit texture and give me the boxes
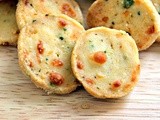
[0,0,19,46]
[151,0,160,42]
[72,27,140,98]
[87,0,160,50]
[16,0,84,29]
[18,15,84,94]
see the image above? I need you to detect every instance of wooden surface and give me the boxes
[0,0,160,119]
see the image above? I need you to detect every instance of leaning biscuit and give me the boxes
[16,0,84,29]
[18,15,84,94]
[151,0,160,42]
[0,0,19,46]
[87,0,160,51]
[72,27,140,98]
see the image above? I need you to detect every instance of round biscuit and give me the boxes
[87,0,160,51]
[16,0,84,29]
[0,0,19,46]
[151,0,160,42]
[72,27,140,98]
[18,15,85,94]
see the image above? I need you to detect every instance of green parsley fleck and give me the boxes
[59,36,64,40]
[123,55,128,60]
[123,0,134,9]
[63,28,67,31]
[89,40,92,42]
[97,87,100,89]
[32,20,36,23]
[91,45,94,48]
[56,53,60,57]
[65,68,69,71]
[50,83,56,87]
[137,11,141,15]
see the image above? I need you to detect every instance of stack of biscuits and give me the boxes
[0,0,159,99]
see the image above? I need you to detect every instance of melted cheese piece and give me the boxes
[72,27,140,98]
[18,15,84,94]
[87,0,160,50]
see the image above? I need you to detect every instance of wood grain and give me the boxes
[0,44,160,120]
[0,0,160,119]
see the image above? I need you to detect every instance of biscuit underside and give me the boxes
[16,0,84,30]
[18,15,84,94]
[72,27,140,98]
[87,0,160,50]
[0,0,19,46]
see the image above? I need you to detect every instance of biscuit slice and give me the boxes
[72,27,140,98]
[16,0,84,29]
[87,0,160,51]
[18,15,85,94]
[151,0,160,42]
[0,0,19,46]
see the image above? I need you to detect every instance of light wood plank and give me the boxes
[0,0,160,119]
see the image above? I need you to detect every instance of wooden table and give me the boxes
[0,0,160,119]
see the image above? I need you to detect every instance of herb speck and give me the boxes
[56,53,60,57]
[59,36,64,40]
[123,0,134,9]
[50,83,56,87]
[32,20,36,23]
[97,87,100,89]
[63,28,67,31]
[137,11,141,15]
[91,45,94,48]
[112,21,115,25]
[123,55,127,60]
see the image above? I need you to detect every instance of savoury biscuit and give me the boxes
[72,27,140,98]
[18,15,85,94]
[151,0,160,42]
[87,0,160,51]
[16,0,84,29]
[0,0,19,46]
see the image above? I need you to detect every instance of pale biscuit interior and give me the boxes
[18,15,84,94]
[72,27,140,98]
